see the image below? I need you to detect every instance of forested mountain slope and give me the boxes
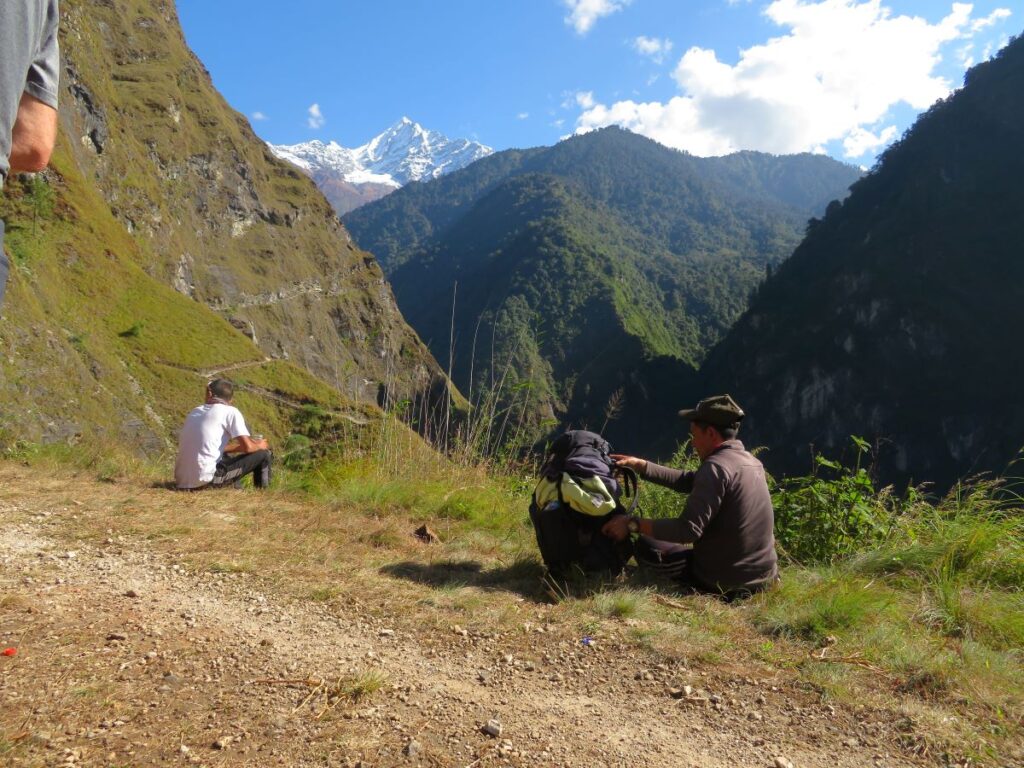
[344,128,860,442]
[701,34,1024,488]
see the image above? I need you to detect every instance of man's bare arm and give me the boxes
[226,435,270,454]
[9,92,57,173]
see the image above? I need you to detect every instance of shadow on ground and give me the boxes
[380,559,657,604]
[380,559,554,603]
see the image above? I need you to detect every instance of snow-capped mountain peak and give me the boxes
[269,119,492,214]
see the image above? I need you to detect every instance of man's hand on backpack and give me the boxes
[610,454,647,474]
[602,514,630,542]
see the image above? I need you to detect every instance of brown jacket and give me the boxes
[644,440,778,591]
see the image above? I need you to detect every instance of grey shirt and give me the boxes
[0,0,60,184]
[644,440,778,591]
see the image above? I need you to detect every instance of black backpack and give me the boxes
[529,430,638,578]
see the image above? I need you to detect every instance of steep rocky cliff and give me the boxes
[57,0,445,404]
[701,35,1024,489]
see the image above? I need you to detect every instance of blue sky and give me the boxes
[177,0,1018,164]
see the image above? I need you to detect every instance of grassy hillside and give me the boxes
[0,135,375,455]
[52,0,447,407]
[0,0,455,456]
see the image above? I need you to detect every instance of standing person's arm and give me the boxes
[9,93,57,172]
[8,0,59,173]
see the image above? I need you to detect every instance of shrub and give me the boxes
[281,433,312,470]
[771,436,905,564]
[853,480,1024,588]
[118,321,144,338]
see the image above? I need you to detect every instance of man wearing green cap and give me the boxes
[603,394,778,599]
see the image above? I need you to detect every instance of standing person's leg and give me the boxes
[1,219,8,309]
[211,450,272,489]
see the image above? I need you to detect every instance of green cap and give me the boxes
[678,394,745,427]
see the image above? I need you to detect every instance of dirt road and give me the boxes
[0,468,937,767]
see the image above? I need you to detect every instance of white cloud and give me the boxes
[517,112,530,120]
[842,124,897,157]
[576,91,596,109]
[575,0,1010,159]
[577,97,737,155]
[633,36,674,63]
[307,103,325,130]
[971,7,1011,32]
[564,0,630,35]
[251,111,268,122]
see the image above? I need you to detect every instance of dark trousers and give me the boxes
[633,535,698,584]
[633,535,775,602]
[1,219,8,309]
[211,449,272,489]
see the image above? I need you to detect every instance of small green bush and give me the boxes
[593,589,642,619]
[118,321,144,339]
[281,433,313,470]
[435,493,475,521]
[853,481,1024,588]
[772,437,905,564]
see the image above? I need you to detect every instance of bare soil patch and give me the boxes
[0,465,958,766]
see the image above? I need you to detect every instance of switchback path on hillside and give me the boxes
[0,466,948,768]
[155,357,275,379]
[155,358,371,425]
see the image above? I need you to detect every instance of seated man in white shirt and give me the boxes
[174,379,272,490]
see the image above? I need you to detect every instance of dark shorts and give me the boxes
[212,449,272,488]
[178,450,273,491]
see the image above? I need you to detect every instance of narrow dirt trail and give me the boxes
[156,357,275,380]
[154,358,370,424]
[0,469,929,768]
[200,359,276,379]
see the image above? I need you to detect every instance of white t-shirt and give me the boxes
[174,403,250,489]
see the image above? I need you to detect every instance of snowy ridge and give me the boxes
[269,117,492,190]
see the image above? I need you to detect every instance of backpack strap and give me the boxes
[615,466,639,515]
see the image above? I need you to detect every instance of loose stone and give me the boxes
[481,719,502,738]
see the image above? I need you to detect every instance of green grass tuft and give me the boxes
[756,572,895,643]
[592,589,644,619]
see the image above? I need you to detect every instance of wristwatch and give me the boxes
[627,516,641,535]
